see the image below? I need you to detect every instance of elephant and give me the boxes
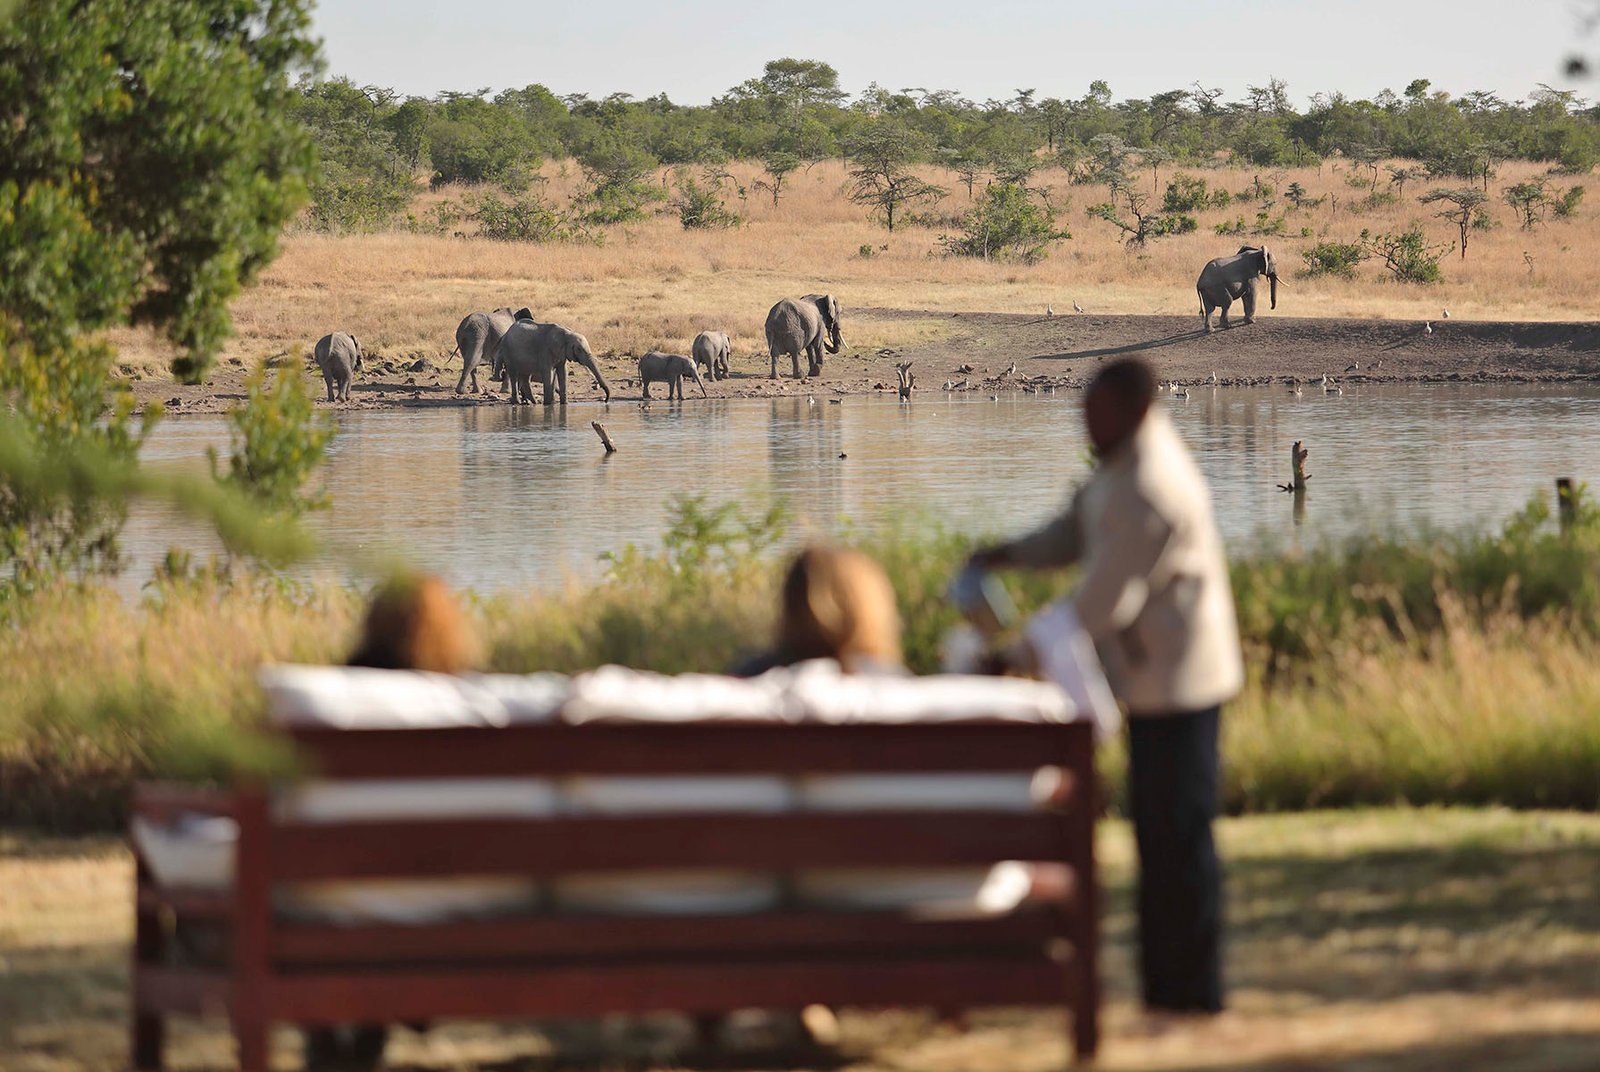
[312,332,363,402]
[497,320,612,406]
[691,330,731,381]
[1197,246,1278,333]
[454,306,533,394]
[765,294,843,380]
[639,350,707,400]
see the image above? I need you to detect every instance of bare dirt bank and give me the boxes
[132,310,1600,414]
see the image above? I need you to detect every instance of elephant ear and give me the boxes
[816,294,838,330]
[514,307,534,321]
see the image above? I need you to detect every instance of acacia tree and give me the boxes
[0,0,318,584]
[1420,188,1489,258]
[752,151,800,207]
[1502,178,1552,229]
[844,119,946,232]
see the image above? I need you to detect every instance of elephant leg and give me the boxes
[324,376,335,403]
[1218,296,1233,329]
[1241,280,1258,324]
[642,378,652,400]
[790,349,802,380]
[557,364,569,405]
[769,351,779,380]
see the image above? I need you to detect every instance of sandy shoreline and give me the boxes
[131,310,1600,415]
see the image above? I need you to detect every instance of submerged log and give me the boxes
[895,361,915,400]
[592,421,617,454]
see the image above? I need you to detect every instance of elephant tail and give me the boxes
[1197,285,1205,316]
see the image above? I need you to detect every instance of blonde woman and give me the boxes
[734,545,903,677]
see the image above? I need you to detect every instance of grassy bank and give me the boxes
[4,492,1600,830]
[8,808,1600,1071]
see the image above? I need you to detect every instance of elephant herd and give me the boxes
[310,293,846,406]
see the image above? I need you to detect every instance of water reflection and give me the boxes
[128,385,1600,593]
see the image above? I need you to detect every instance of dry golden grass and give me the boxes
[110,159,1600,377]
[6,808,1599,1071]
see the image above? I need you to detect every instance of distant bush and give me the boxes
[1553,184,1586,219]
[471,191,597,243]
[1360,223,1449,284]
[941,183,1070,263]
[671,171,742,230]
[1162,174,1210,213]
[1301,240,1370,278]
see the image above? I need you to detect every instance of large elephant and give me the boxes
[313,332,362,402]
[639,351,706,400]
[691,330,731,381]
[498,320,612,406]
[454,306,532,394]
[1197,246,1278,333]
[765,294,842,380]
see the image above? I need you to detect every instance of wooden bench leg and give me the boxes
[234,1015,269,1072]
[132,867,166,1071]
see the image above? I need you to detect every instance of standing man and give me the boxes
[969,358,1242,1015]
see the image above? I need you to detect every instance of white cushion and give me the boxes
[563,665,795,723]
[277,778,561,822]
[798,773,1037,812]
[562,776,793,815]
[783,660,1077,724]
[552,871,782,915]
[795,862,1037,914]
[258,665,568,729]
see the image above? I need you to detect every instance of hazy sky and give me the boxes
[311,0,1590,107]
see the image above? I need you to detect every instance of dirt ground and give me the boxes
[129,311,1600,415]
[7,809,1600,1072]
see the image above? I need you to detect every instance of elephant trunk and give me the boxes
[1269,273,1278,310]
[825,321,843,355]
[585,358,611,402]
[692,364,707,398]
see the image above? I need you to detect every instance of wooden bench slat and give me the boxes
[267,811,1072,880]
[273,903,1072,966]
[136,886,235,919]
[133,966,231,1016]
[266,955,1070,1023]
[290,722,1090,779]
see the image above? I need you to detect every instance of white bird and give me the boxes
[1320,373,1331,386]
[1046,304,1055,317]
[1003,361,1017,377]
[1326,385,1343,396]
[807,396,816,406]
[1345,361,1360,373]
[1287,382,1303,396]
[1073,300,1085,314]
[1172,387,1189,400]
[828,398,842,405]
[1208,371,1218,385]
[989,394,1000,402]
[1443,308,1451,319]
[1424,321,1433,335]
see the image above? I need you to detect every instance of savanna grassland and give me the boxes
[114,158,1600,411]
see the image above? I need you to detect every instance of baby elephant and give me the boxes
[313,332,363,402]
[639,350,706,400]
[691,330,731,381]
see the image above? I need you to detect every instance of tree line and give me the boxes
[296,60,1600,230]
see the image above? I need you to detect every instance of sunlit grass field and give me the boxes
[109,158,1600,373]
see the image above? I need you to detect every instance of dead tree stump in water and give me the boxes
[1277,440,1310,493]
[592,421,617,454]
[895,361,915,400]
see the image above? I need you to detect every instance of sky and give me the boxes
[310,0,1591,108]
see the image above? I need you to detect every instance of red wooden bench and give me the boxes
[131,721,1100,1069]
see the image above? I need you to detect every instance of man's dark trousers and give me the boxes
[1126,705,1223,1012]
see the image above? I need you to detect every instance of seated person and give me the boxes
[733,545,902,676]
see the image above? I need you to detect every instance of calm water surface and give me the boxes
[127,384,1600,592]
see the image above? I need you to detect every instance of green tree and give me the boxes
[1501,178,1551,230]
[752,151,801,207]
[0,0,317,586]
[1359,224,1450,282]
[1088,188,1197,247]
[940,182,1069,263]
[1420,187,1489,258]
[210,362,332,521]
[844,119,945,232]
[290,77,414,232]
[671,169,742,230]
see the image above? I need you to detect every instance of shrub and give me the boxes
[1359,224,1449,283]
[471,191,596,243]
[1301,240,1370,278]
[210,362,333,523]
[670,172,742,230]
[1553,184,1586,219]
[940,183,1070,263]
[1162,174,1210,213]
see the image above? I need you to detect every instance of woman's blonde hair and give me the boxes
[348,574,479,673]
[778,545,903,670]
